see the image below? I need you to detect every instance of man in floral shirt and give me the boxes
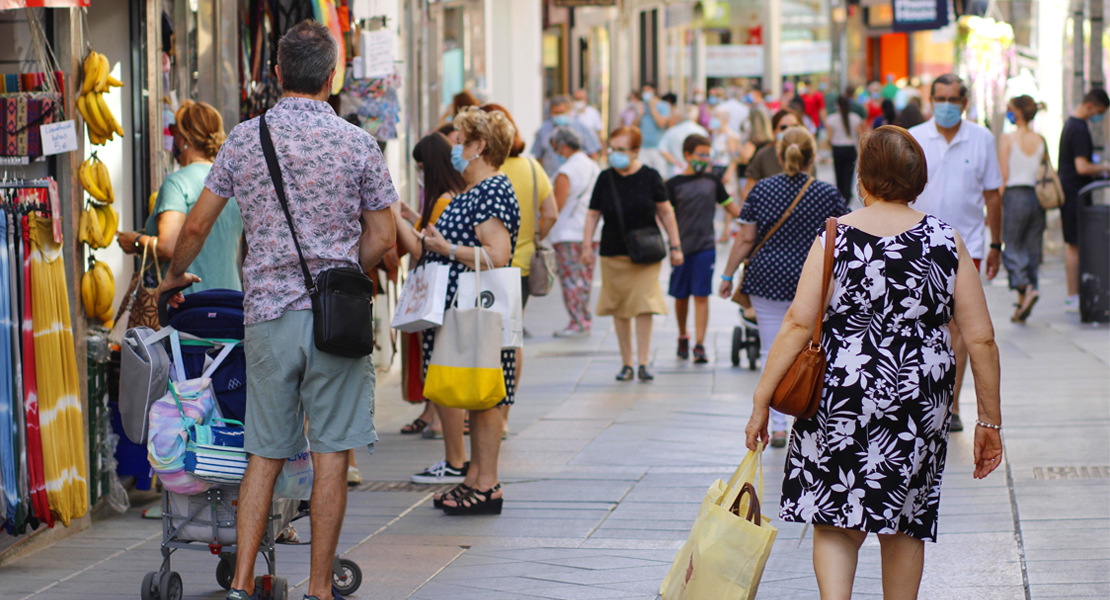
[160,20,396,600]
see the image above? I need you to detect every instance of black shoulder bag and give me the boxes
[259,112,376,358]
[606,169,667,264]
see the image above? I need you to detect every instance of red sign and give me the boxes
[0,0,89,9]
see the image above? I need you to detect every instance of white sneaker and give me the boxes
[1065,295,1080,314]
[411,460,468,484]
[553,327,589,339]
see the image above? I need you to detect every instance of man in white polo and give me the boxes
[909,73,1002,434]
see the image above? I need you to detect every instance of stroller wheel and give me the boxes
[746,326,761,371]
[271,576,289,600]
[158,571,183,600]
[333,557,363,594]
[216,555,235,590]
[731,327,742,367]
[255,575,288,600]
[140,571,159,600]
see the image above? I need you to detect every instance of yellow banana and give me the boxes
[77,209,89,245]
[85,92,109,137]
[80,159,108,202]
[81,268,97,318]
[98,205,118,242]
[94,92,124,138]
[94,158,114,203]
[106,75,123,88]
[95,53,110,93]
[148,191,158,215]
[87,126,103,147]
[99,258,115,287]
[103,319,114,331]
[82,51,99,95]
[86,207,104,249]
[91,261,113,316]
[99,308,114,324]
[76,95,103,137]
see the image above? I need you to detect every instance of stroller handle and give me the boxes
[157,286,192,327]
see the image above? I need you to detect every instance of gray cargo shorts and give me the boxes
[244,309,377,458]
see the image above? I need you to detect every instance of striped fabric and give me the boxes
[29,215,86,526]
[185,424,247,484]
[22,214,51,528]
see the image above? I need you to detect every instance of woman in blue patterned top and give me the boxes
[720,126,848,447]
[417,107,521,516]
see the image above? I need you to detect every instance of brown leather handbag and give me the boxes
[126,238,163,331]
[770,217,837,420]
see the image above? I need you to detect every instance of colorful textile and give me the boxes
[0,93,60,158]
[9,212,29,532]
[29,215,86,526]
[205,97,398,325]
[553,241,593,333]
[22,215,50,527]
[0,212,16,526]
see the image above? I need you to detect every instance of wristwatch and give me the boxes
[133,235,144,250]
[669,246,681,252]
[990,243,1003,251]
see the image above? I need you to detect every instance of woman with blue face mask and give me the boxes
[581,126,684,382]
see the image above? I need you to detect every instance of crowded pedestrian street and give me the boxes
[1,214,1106,599]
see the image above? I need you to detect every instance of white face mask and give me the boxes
[573,100,586,111]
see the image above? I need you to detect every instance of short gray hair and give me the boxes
[551,127,582,151]
[930,73,968,99]
[550,95,572,110]
[277,20,338,95]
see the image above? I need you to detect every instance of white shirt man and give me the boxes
[718,90,750,137]
[572,90,605,138]
[658,106,709,177]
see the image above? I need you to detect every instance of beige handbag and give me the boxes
[1035,135,1064,210]
[526,158,556,296]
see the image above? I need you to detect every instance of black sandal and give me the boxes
[401,418,428,434]
[442,484,503,516]
[433,484,471,509]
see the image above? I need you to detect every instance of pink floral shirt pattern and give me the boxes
[206,98,398,325]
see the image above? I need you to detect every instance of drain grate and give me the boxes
[355,481,456,493]
[1032,466,1110,480]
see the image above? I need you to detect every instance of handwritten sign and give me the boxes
[360,29,394,79]
[40,120,78,156]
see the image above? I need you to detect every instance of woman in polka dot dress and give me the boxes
[418,107,521,515]
[719,126,849,447]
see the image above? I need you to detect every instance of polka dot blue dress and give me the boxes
[422,175,521,405]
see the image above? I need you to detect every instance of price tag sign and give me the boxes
[40,120,78,156]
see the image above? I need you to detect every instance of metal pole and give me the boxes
[765,0,782,102]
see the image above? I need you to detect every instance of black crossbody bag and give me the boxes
[259,112,376,358]
[607,169,667,264]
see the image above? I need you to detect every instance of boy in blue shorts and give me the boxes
[666,134,740,363]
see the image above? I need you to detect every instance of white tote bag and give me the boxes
[391,261,451,332]
[456,251,523,349]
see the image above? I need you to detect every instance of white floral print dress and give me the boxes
[779,214,959,542]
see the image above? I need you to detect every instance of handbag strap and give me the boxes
[529,158,540,230]
[139,236,161,285]
[747,176,814,262]
[259,111,315,294]
[812,218,838,348]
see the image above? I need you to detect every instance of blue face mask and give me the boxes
[451,144,473,174]
[1006,111,1016,125]
[642,92,653,102]
[609,151,631,170]
[933,102,962,128]
[555,153,567,165]
[1091,112,1105,124]
[709,118,722,130]
[743,94,754,104]
[708,97,720,106]
[552,115,570,127]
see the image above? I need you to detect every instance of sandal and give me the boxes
[442,484,503,516]
[1015,290,1039,322]
[401,418,428,435]
[433,483,471,509]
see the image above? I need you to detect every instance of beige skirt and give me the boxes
[596,256,669,319]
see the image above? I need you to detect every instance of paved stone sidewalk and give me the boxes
[0,249,1106,600]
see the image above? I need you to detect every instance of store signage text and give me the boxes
[40,121,77,156]
[892,0,948,32]
[706,42,832,78]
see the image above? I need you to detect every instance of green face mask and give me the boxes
[690,159,709,173]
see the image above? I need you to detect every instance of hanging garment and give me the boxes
[29,214,85,526]
[22,214,50,527]
[10,211,30,532]
[0,210,18,528]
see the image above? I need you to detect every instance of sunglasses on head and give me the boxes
[778,124,791,131]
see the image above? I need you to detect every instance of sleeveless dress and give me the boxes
[779,214,959,542]
[421,175,521,406]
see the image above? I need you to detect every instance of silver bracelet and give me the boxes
[975,420,1002,430]
[449,244,458,262]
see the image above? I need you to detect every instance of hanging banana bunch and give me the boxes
[78,153,113,204]
[76,200,118,251]
[76,50,124,146]
[81,258,115,328]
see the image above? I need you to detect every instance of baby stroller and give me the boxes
[135,289,361,600]
[730,305,761,370]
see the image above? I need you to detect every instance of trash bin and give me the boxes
[1078,182,1110,323]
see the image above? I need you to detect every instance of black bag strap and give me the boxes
[259,111,315,294]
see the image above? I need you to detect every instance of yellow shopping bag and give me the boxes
[660,444,778,600]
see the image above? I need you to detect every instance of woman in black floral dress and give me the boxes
[418,107,521,515]
[744,126,1004,598]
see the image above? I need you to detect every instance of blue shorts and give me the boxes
[669,248,716,299]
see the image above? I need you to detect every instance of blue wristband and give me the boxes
[721,275,734,282]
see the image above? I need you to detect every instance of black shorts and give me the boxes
[1061,192,1082,245]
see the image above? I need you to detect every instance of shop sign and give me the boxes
[705,45,763,78]
[0,0,89,8]
[892,0,948,32]
[781,41,831,76]
[40,121,77,156]
[553,0,617,7]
